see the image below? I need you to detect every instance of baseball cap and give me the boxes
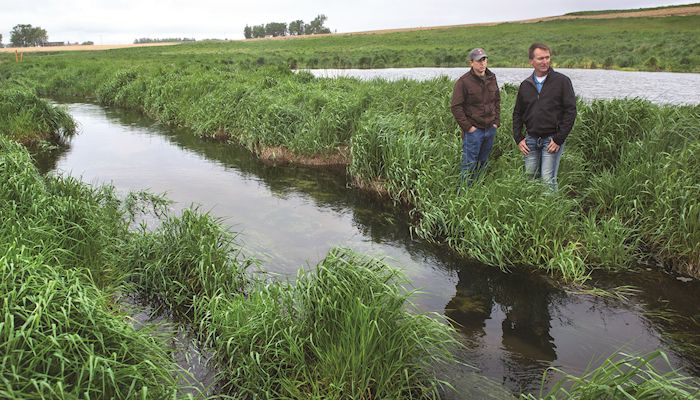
[469,48,488,61]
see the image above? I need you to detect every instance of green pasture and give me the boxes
[566,2,699,16]
[160,14,700,72]
[15,13,700,72]
[3,12,700,71]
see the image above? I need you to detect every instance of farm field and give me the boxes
[2,4,699,71]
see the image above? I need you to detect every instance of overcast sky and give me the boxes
[0,0,694,45]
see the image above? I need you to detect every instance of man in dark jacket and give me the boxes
[512,43,577,191]
[451,47,501,188]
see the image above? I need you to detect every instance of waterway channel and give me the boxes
[36,102,700,397]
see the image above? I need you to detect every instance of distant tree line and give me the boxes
[133,38,197,44]
[9,24,48,47]
[244,15,331,39]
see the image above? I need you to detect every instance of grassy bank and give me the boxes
[0,135,186,398]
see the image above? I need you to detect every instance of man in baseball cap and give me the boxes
[451,47,500,189]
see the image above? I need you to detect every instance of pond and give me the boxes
[306,68,700,105]
[37,102,700,397]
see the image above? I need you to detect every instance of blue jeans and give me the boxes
[523,134,564,191]
[460,126,496,187]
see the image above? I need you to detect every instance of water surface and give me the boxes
[307,68,700,105]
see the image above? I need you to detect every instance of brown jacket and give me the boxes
[450,68,500,133]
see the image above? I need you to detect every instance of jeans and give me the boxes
[523,134,564,191]
[460,126,496,187]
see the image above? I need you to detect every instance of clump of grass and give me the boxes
[0,245,184,399]
[198,248,458,399]
[0,87,75,144]
[96,69,144,108]
[568,98,659,173]
[582,104,700,275]
[126,208,254,314]
[0,137,136,290]
[567,285,641,302]
[521,350,700,399]
[1,137,201,398]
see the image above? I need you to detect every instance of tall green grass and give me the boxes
[196,248,457,399]
[0,136,190,398]
[124,207,459,399]
[521,351,700,399]
[0,245,184,399]
[0,87,75,144]
[2,81,697,399]
[125,208,254,314]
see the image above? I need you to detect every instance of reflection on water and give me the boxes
[446,267,558,393]
[37,102,700,396]
[306,68,700,105]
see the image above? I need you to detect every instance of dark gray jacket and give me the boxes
[512,68,577,145]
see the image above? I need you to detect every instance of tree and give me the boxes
[288,20,304,36]
[243,25,252,39]
[10,24,48,47]
[251,25,266,38]
[265,22,287,37]
[305,14,331,35]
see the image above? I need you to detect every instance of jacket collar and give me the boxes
[525,67,555,86]
[468,67,496,81]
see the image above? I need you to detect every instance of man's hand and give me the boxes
[547,140,560,153]
[468,126,477,133]
[518,139,530,155]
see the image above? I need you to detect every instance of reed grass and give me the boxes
[0,245,185,399]
[521,350,700,399]
[197,248,458,399]
[125,208,254,314]
[121,204,460,399]
[2,88,698,398]
[0,136,191,399]
[0,87,75,144]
